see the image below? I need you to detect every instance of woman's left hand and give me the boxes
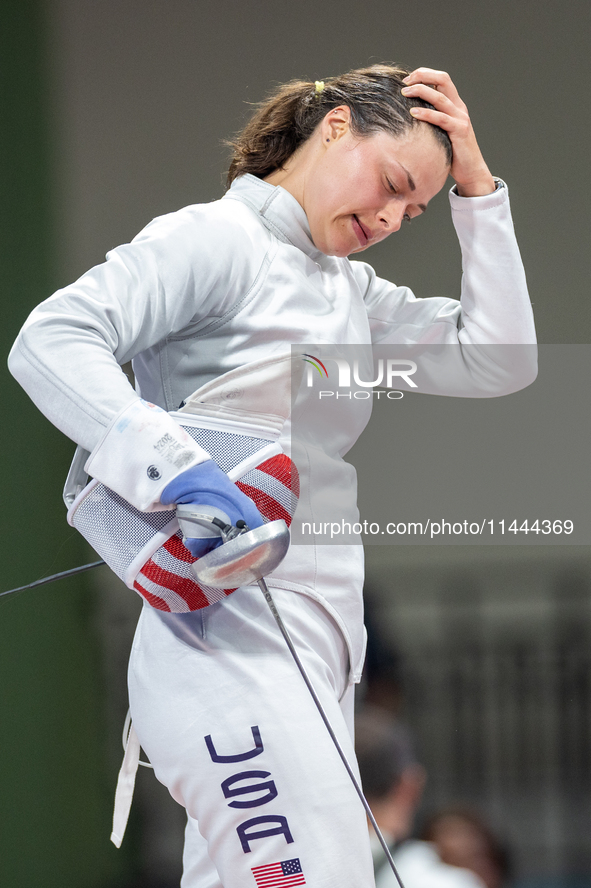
[401,68,496,197]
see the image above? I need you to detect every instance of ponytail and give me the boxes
[226,64,452,186]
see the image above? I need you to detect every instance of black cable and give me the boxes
[257,578,406,888]
[0,560,106,600]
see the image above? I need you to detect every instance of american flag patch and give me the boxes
[251,857,306,887]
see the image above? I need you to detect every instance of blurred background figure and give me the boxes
[361,594,404,715]
[422,807,511,888]
[355,705,487,888]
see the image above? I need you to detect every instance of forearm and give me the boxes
[450,180,536,346]
[8,322,138,452]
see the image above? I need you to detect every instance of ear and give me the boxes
[320,105,352,143]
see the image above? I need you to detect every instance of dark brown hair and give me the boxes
[354,705,417,800]
[226,64,452,186]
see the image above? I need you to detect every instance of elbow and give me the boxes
[7,336,28,388]
[487,345,538,397]
[508,344,538,394]
[520,349,538,389]
[8,325,48,397]
[463,343,538,398]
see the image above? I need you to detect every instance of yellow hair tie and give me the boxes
[314,80,325,95]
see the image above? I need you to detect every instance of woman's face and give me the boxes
[303,123,450,258]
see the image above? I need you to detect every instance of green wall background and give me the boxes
[0,3,133,885]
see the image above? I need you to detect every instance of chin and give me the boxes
[316,244,350,258]
[321,239,356,258]
[311,227,354,258]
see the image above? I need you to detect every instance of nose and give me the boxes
[378,204,406,234]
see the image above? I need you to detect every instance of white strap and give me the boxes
[110,720,141,847]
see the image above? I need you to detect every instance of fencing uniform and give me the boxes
[8,173,536,887]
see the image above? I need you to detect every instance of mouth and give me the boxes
[352,215,370,247]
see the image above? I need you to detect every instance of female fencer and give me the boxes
[9,64,536,887]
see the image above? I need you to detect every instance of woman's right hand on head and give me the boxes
[160,460,265,557]
[401,68,496,197]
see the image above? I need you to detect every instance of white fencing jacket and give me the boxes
[8,173,536,681]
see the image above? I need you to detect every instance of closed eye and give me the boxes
[386,178,397,194]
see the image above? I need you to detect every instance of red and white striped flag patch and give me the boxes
[251,857,306,888]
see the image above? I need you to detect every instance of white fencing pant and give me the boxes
[128,585,376,888]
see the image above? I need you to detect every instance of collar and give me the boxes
[222,174,323,260]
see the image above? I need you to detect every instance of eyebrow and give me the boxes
[400,164,416,192]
